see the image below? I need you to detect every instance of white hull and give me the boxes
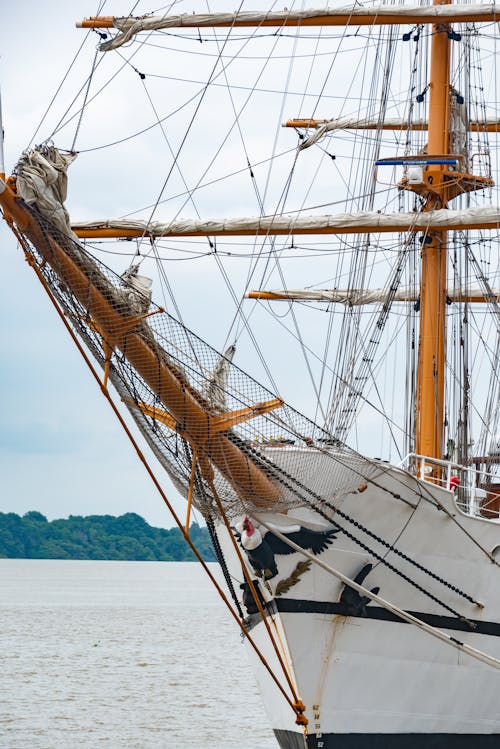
[217,454,500,745]
[249,615,500,742]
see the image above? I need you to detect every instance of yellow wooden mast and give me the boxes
[416,0,451,461]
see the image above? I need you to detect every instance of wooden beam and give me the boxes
[284,118,500,132]
[246,290,500,305]
[76,6,500,31]
[71,209,500,239]
[0,178,281,508]
[416,1,451,462]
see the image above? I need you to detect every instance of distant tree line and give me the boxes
[0,511,216,562]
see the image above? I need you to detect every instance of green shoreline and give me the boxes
[0,511,215,562]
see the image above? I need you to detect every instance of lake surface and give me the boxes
[0,559,277,748]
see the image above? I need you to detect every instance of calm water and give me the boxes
[0,560,277,748]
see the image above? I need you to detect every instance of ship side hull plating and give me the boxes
[218,456,500,744]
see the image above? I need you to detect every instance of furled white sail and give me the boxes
[298,119,428,149]
[88,5,500,52]
[296,116,500,149]
[246,288,500,304]
[73,207,500,238]
[119,264,153,314]
[201,344,236,413]
[449,90,468,159]
[16,146,78,240]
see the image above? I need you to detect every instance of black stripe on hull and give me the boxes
[274,730,500,749]
[265,598,500,637]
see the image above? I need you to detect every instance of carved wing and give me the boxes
[265,526,337,556]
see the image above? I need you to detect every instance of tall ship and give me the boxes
[2,2,500,746]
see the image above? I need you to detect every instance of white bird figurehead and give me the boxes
[239,514,337,581]
[241,516,263,551]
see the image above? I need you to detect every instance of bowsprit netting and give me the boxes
[13,195,381,519]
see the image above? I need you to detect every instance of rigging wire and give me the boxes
[220,3,362,423]
[202,0,275,360]
[324,26,401,446]
[27,6,500,467]
[71,51,99,152]
[28,0,108,148]
[120,172,392,221]
[133,0,249,240]
[48,0,179,143]
[255,296,410,440]
[123,0,289,253]
[22,236,303,719]
[132,1,307,393]
[45,42,109,143]
[111,1,290,394]
[141,34,385,59]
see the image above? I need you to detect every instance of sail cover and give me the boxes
[246,288,500,304]
[73,207,500,238]
[16,146,78,240]
[87,5,500,52]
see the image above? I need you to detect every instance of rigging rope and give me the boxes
[17,233,305,725]
[71,51,99,152]
[28,0,107,149]
[50,0,178,144]
[229,436,480,623]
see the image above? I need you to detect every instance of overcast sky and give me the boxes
[0,1,236,528]
[1,1,460,527]
[1,0,348,528]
